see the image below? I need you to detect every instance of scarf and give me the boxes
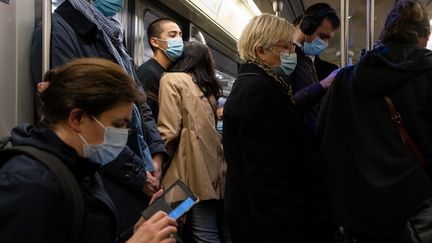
[248,59,293,97]
[69,0,134,76]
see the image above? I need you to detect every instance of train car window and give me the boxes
[346,0,394,64]
[141,10,161,63]
[190,25,207,44]
[216,70,235,97]
[210,47,237,96]
[302,0,426,65]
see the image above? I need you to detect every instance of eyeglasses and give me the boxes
[269,43,296,55]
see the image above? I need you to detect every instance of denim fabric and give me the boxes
[187,200,231,243]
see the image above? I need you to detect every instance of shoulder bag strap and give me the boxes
[1,146,85,241]
[384,96,426,167]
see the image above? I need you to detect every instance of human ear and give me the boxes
[67,108,87,133]
[255,45,267,62]
[150,37,160,49]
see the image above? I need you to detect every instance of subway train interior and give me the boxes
[0,0,432,135]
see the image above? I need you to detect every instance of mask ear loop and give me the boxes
[91,116,107,130]
[78,133,89,145]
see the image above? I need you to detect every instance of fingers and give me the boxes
[133,217,146,233]
[37,81,50,93]
[149,189,164,205]
[157,226,177,242]
[129,212,177,243]
[152,213,178,230]
[146,211,168,224]
[146,171,158,189]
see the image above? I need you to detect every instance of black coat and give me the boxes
[223,63,316,242]
[317,44,432,237]
[0,123,119,243]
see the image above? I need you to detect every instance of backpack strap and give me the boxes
[0,146,85,241]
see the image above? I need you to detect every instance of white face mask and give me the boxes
[78,117,128,166]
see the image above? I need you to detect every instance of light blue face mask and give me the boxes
[303,37,329,56]
[78,117,129,166]
[94,0,124,17]
[270,50,297,76]
[158,38,184,61]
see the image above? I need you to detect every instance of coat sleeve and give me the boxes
[291,81,326,110]
[157,75,182,162]
[140,101,168,157]
[0,156,68,243]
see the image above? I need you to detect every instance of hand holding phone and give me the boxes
[141,179,199,221]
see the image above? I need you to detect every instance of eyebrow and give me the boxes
[168,30,182,35]
[113,118,130,124]
[320,33,330,39]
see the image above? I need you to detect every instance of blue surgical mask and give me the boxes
[303,37,329,56]
[158,38,184,61]
[78,117,129,166]
[270,50,297,76]
[94,0,124,17]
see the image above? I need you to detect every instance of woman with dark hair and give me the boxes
[157,41,228,243]
[0,58,177,243]
[317,1,432,242]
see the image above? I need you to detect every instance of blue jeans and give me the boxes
[187,200,231,243]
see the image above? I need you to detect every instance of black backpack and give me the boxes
[0,136,84,241]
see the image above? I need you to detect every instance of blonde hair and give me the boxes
[238,14,295,61]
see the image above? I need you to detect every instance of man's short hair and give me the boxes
[300,3,340,35]
[147,18,176,51]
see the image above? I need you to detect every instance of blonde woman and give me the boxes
[222,14,317,242]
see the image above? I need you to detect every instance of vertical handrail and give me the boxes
[42,0,51,80]
[340,0,349,67]
[366,0,375,51]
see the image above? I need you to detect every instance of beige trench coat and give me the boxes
[157,72,226,200]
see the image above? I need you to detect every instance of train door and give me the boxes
[0,1,35,135]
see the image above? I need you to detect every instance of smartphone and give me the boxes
[168,195,199,220]
[142,179,199,220]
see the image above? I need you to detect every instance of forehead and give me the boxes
[99,102,133,120]
[275,40,291,46]
[316,18,336,39]
[160,21,181,34]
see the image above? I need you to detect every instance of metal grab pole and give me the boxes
[42,0,52,80]
[340,0,349,67]
[366,0,375,51]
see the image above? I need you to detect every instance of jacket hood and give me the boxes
[355,44,432,95]
[10,123,99,177]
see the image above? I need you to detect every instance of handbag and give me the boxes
[384,96,432,243]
